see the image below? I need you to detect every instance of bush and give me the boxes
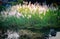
[18,4,58,28]
[0,3,59,30]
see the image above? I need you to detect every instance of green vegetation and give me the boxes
[17,5,58,29]
[0,1,60,39]
[0,6,6,11]
[0,6,59,30]
[8,0,23,5]
[0,2,60,39]
[17,0,23,4]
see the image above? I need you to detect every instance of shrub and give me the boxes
[0,3,59,30]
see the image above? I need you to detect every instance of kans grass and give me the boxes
[0,2,59,39]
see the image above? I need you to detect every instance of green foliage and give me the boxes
[17,0,23,4]
[0,16,18,29]
[8,0,23,5]
[0,6,6,11]
[57,8,60,26]
[18,7,58,29]
[8,2,17,5]
[0,4,59,30]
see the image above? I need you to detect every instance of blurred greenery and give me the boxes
[18,6,58,29]
[8,0,23,5]
[0,1,59,39]
[0,2,60,31]
[0,9,59,30]
[17,0,23,4]
[0,6,6,11]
